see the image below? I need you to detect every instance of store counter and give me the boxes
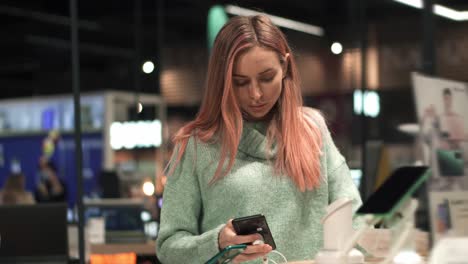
[289,258,422,264]
[89,241,156,255]
[88,241,158,264]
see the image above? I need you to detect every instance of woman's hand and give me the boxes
[218,219,272,263]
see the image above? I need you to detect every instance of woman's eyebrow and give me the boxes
[258,68,274,75]
[232,73,248,78]
[233,68,274,78]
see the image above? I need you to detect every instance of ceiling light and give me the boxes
[393,0,468,21]
[434,4,468,21]
[142,181,155,196]
[137,102,143,113]
[331,42,343,55]
[140,211,152,222]
[394,0,422,9]
[142,61,154,74]
[353,90,380,118]
[224,5,324,36]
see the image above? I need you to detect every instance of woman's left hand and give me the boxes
[218,219,272,263]
[231,244,272,264]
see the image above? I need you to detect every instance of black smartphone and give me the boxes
[232,214,276,250]
[205,244,247,264]
[356,166,430,217]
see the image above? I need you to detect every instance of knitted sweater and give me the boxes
[156,117,362,264]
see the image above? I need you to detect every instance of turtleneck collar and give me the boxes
[238,121,277,160]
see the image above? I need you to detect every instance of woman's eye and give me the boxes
[234,80,248,87]
[260,76,274,83]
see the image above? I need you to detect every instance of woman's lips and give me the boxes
[250,103,267,111]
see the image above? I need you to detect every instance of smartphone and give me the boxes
[232,214,276,250]
[437,149,464,177]
[356,166,429,217]
[205,244,247,264]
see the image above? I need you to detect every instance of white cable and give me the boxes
[268,258,278,264]
[269,250,288,263]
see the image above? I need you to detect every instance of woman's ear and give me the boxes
[282,53,290,78]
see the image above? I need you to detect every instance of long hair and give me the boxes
[3,173,26,192]
[168,15,323,191]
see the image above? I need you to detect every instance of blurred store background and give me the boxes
[0,0,467,263]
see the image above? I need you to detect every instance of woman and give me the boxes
[156,15,362,263]
[0,172,35,205]
[35,159,67,203]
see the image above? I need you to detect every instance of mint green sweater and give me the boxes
[156,119,362,264]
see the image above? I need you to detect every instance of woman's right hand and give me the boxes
[218,219,272,263]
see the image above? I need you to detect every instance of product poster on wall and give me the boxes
[412,72,468,242]
[428,192,468,242]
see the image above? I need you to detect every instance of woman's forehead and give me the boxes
[233,46,280,75]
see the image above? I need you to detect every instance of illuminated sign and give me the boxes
[110,120,162,149]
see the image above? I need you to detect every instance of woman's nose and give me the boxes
[248,82,262,100]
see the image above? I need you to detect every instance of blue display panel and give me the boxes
[0,132,103,206]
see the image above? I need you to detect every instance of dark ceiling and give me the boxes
[0,0,467,101]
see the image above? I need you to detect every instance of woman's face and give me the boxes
[232,46,288,121]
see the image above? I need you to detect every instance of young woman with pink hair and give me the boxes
[156,15,362,263]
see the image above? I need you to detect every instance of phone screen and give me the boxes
[356,166,429,216]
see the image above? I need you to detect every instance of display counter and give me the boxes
[89,241,156,255]
[289,258,425,264]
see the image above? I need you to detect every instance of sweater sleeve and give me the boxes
[156,138,225,264]
[321,119,363,229]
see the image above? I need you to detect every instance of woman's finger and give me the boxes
[232,233,263,245]
[232,251,269,263]
[241,244,272,255]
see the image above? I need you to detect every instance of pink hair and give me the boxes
[168,15,323,191]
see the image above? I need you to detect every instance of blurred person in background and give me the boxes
[156,15,362,263]
[0,172,35,205]
[35,157,67,203]
[438,88,466,150]
[422,88,466,151]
